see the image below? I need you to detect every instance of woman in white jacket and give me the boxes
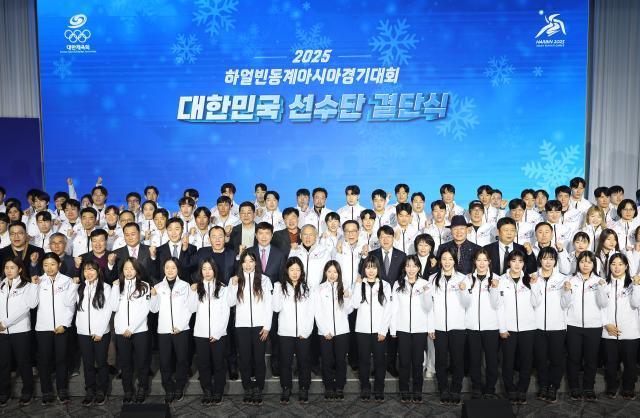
[110,257,154,404]
[0,257,39,407]
[227,249,273,406]
[602,253,640,400]
[35,252,78,405]
[353,254,391,403]
[73,259,113,406]
[562,251,609,401]
[189,257,229,406]
[314,260,353,401]
[273,257,314,405]
[149,257,192,404]
[391,254,432,404]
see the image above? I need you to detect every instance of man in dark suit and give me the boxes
[190,226,236,285]
[360,225,406,377]
[77,229,114,281]
[249,222,286,376]
[155,217,197,283]
[108,222,156,284]
[272,207,301,255]
[484,217,537,276]
[437,215,481,275]
[227,201,258,254]
[49,232,78,278]
[0,221,44,277]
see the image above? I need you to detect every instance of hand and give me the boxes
[92,334,102,342]
[107,229,115,236]
[96,176,103,185]
[430,257,437,268]
[0,323,6,332]
[500,332,510,339]
[209,336,218,343]
[112,279,119,287]
[324,333,333,340]
[458,281,466,291]
[119,205,125,212]
[491,278,499,288]
[224,225,232,236]
[30,252,39,265]
[31,276,40,284]
[356,275,362,284]
[555,242,564,252]
[54,326,66,334]
[67,228,74,237]
[144,230,151,240]
[182,235,190,251]
[604,324,621,337]
[150,287,157,296]
[73,277,80,284]
[564,281,572,291]
[231,276,238,286]
[149,246,157,259]
[172,327,180,334]
[633,275,640,285]
[361,244,369,257]
[255,208,264,218]
[336,241,343,253]
[530,275,538,285]
[74,256,82,268]
[189,227,196,236]
[239,245,246,254]
[500,199,508,208]
[343,290,350,298]
[394,229,400,240]
[524,242,532,254]
[123,329,132,338]
[259,328,269,341]
[598,279,606,286]
[66,177,73,186]
[191,283,198,291]
[428,332,436,340]
[108,253,117,265]
[290,242,298,251]
[635,241,640,252]
[377,333,386,342]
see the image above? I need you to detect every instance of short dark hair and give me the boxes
[53,191,69,201]
[395,202,412,215]
[144,185,159,195]
[239,201,255,212]
[477,185,493,195]
[221,183,237,194]
[545,200,562,212]
[411,192,425,202]
[126,192,141,202]
[497,217,516,230]
[569,177,586,189]
[256,222,274,233]
[123,222,140,232]
[91,185,108,196]
[440,184,455,194]
[36,211,52,222]
[394,184,409,194]
[345,185,360,195]
[377,225,394,238]
[296,188,310,197]
[535,189,549,199]
[178,197,195,207]
[282,207,299,218]
[371,189,386,200]
[325,212,340,222]
[62,199,80,210]
[265,190,280,201]
[555,185,571,197]
[430,200,446,211]
[593,187,610,198]
[194,206,211,219]
[508,198,526,211]
[167,217,184,230]
[360,209,376,220]
[255,183,267,192]
[312,187,328,198]
[183,188,199,199]
[80,207,97,218]
[90,229,108,241]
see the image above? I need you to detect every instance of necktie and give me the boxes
[172,244,178,258]
[502,245,510,274]
[261,249,267,272]
[384,251,390,276]
[131,247,138,259]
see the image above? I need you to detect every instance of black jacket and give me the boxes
[436,240,481,275]
[109,244,157,284]
[156,242,197,284]
[360,247,407,286]
[227,224,258,254]
[484,241,537,276]
[272,228,301,256]
[248,244,286,284]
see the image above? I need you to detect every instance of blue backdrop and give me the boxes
[36,0,589,207]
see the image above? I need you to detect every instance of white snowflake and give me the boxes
[107,0,173,34]
[302,1,310,11]
[435,93,479,141]
[193,0,238,38]
[171,34,202,64]
[532,66,543,77]
[291,23,331,52]
[484,56,514,87]
[239,24,261,58]
[521,139,583,191]
[53,57,72,79]
[369,19,418,67]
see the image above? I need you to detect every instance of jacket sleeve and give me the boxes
[560,279,574,310]
[109,283,121,312]
[352,282,362,310]
[596,280,610,309]
[389,283,398,337]
[2,285,37,328]
[65,282,79,307]
[96,285,113,335]
[149,285,160,313]
[129,286,152,333]
[378,283,392,336]
[226,283,238,307]
[458,277,472,309]
[212,289,230,340]
[530,280,543,308]
[261,279,273,331]
[312,288,326,336]
[272,282,283,313]
[557,251,571,275]
[631,284,640,309]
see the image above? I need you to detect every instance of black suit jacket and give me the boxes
[484,241,537,276]
[436,240,481,275]
[79,251,113,282]
[227,224,258,253]
[156,242,197,284]
[0,245,44,277]
[110,244,157,284]
[59,253,79,278]
[248,244,286,284]
[360,247,406,286]
[272,228,301,256]
[189,247,237,285]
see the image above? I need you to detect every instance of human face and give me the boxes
[153,213,167,230]
[167,222,183,243]
[478,191,491,206]
[142,203,155,220]
[301,226,317,247]
[83,265,98,283]
[490,193,502,208]
[396,188,408,204]
[441,190,454,205]
[346,191,359,206]
[217,202,230,217]
[179,204,193,218]
[119,212,134,228]
[451,225,467,243]
[64,205,79,222]
[397,211,411,228]
[81,212,96,231]
[209,228,225,251]
[255,187,266,203]
[611,191,624,205]
[440,252,455,272]
[127,197,140,213]
[411,196,424,213]
[284,212,299,230]
[578,256,594,276]
[379,231,393,250]
[37,217,52,233]
[92,189,106,206]
[603,234,618,251]
[546,210,561,224]
[597,194,610,209]
[475,253,490,274]
[54,196,66,210]
[123,261,136,280]
[509,257,524,275]
[105,209,118,226]
[522,193,535,209]
[610,257,627,278]
[540,254,556,272]
[574,238,589,253]
[326,218,340,233]
[343,222,359,245]
[556,192,570,209]
[571,183,585,199]
[265,194,278,211]
[145,189,158,202]
[620,203,636,221]
[587,211,602,227]
[325,265,338,283]
[313,191,327,209]
[195,211,209,230]
[535,193,548,209]
[416,240,431,257]
[3,261,20,280]
[432,206,445,224]
[164,261,178,280]
[256,228,273,247]
[288,263,301,283]
[372,195,386,212]
[33,197,48,211]
[510,206,524,222]
[364,263,378,280]
[498,224,516,245]
[469,207,483,224]
[405,259,419,280]
[239,206,255,225]
[221,187,234,201]
[123,226,140,247]
[362,215,375,231]
[91,234,107,254]
[9,226,27,248]
[241,255,256,273]
[297,194,309,209]
[201,262,215,281]
[43,257,60,277]
[535,225,552,245]
[49,235,66,255]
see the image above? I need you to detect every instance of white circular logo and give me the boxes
[68,14,87,29]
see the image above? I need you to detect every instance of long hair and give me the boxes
[536,247,558,280]
[360,254,385,305]
[281,257,309,301]
[77,259,106,310]
[434,248,458,289]
[396,254,422,293]
[506,249,531,289]
[606,253,632,288]
[470,248,493,291]
[413,233,436,276]
[235,249,264,302]
[595,228,620,261]
[0,257,30,289]
[576,250,598,277]
[320,260,345,307]
[196,257,223,301]
[118,257,149,299]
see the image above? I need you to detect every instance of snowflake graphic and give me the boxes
[532,66,543,77]
[107,0,174,34]
[53,57,72,79]
[193,0,238,38]
[484,56,515,87]
[522,139,583,191]
[171,34,202,64]
[74,115,96,140]
[435,93,479,141]
[369,19,418,67]
[239,24,261,58]
[302,1,310,11]
[291,23,331,52]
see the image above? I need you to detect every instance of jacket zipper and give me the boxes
[409,282,413,333]
[208,282,212,338]
[51,277,56,330]
[88,284,92,335]
[477,278,482,331]
[614,280,618,340]
[369,284,373,334]
[169,281,175,331]
[444,277,448,332]
[294,288,298,337]
[248,273,253,328]
[331,283,336,335]
[544,277,547,331]
[514,278,519,332]
[582,280,585,328]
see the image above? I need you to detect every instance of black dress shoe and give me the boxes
[360,389,371,402]
[299,389,309,404]
[18,394,32,407]
[242,390,252,404]
[335,389,344,400]
[95,391,106,406]
[518,392,527,405]
[253,388,263,405]
[229,367,239,381]
[164,392,173,404]
[135,387,147,404]
[280,388,291,405]
[412,393,423,404]
[271,366,280,377]
[584,390,596,401]
[311,365,321,376]
[123,392,134,404]
[212,393,222,405]
[440,391,451,405]
[400,392,410,403]
[202,389,213,406]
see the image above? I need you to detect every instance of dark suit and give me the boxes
[436,240,481,275]
[110,243,157,284]
[272,228,301,256]
[361,247,407,286]
[227,224,257,253]
[190,247,236,285]
[248,245,286,284]
[59,253,79,278]
[0,245,44,277]
[156,242,197,284]
[484,241,537,276]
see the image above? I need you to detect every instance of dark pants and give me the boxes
[116,332,150,393]
[226,308,237,372]
[467,329,499,394]
[320,333,348,391]
[434,329,465,394]
[566,326,601,391]
[397,332,427,393]
[386,332,398,369]
[235,327,266,390]
[347,312,358,367]
[195,336,227,395]
[158,332,190,393]
[0,332,32,397]
[37,331,69,395]
[535,329,566,389]
[269,315,279,370]
[357,333,386,393]
[501,330,535,393]
[279,336,311,390]
[78,333,111,393]
[66,322,82,372]
[603,338,639,392]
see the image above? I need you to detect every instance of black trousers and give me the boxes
[78,333,111,393]
[235,327,267,390]
[347,312,358,367]
[279,336,311,390]
[0,332,32,397]
[603,338,639,393]
[195,336,227,394]
[269,315,280,370]
[434,329,465,394]
[320,333,349,391]
[226,308,237,371]
[116,332,150,393]
[357,333,386,393]
[66,322,81,372]
[467,329,499,394]
[501,330,535,393]
[535,329,566,389]
[37,331,69,395]
[397,332,427,393]
[158,332,190,393]
[566,326,601,391]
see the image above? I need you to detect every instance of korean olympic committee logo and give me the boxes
[535,11,566,48]
[64,14,91,43]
